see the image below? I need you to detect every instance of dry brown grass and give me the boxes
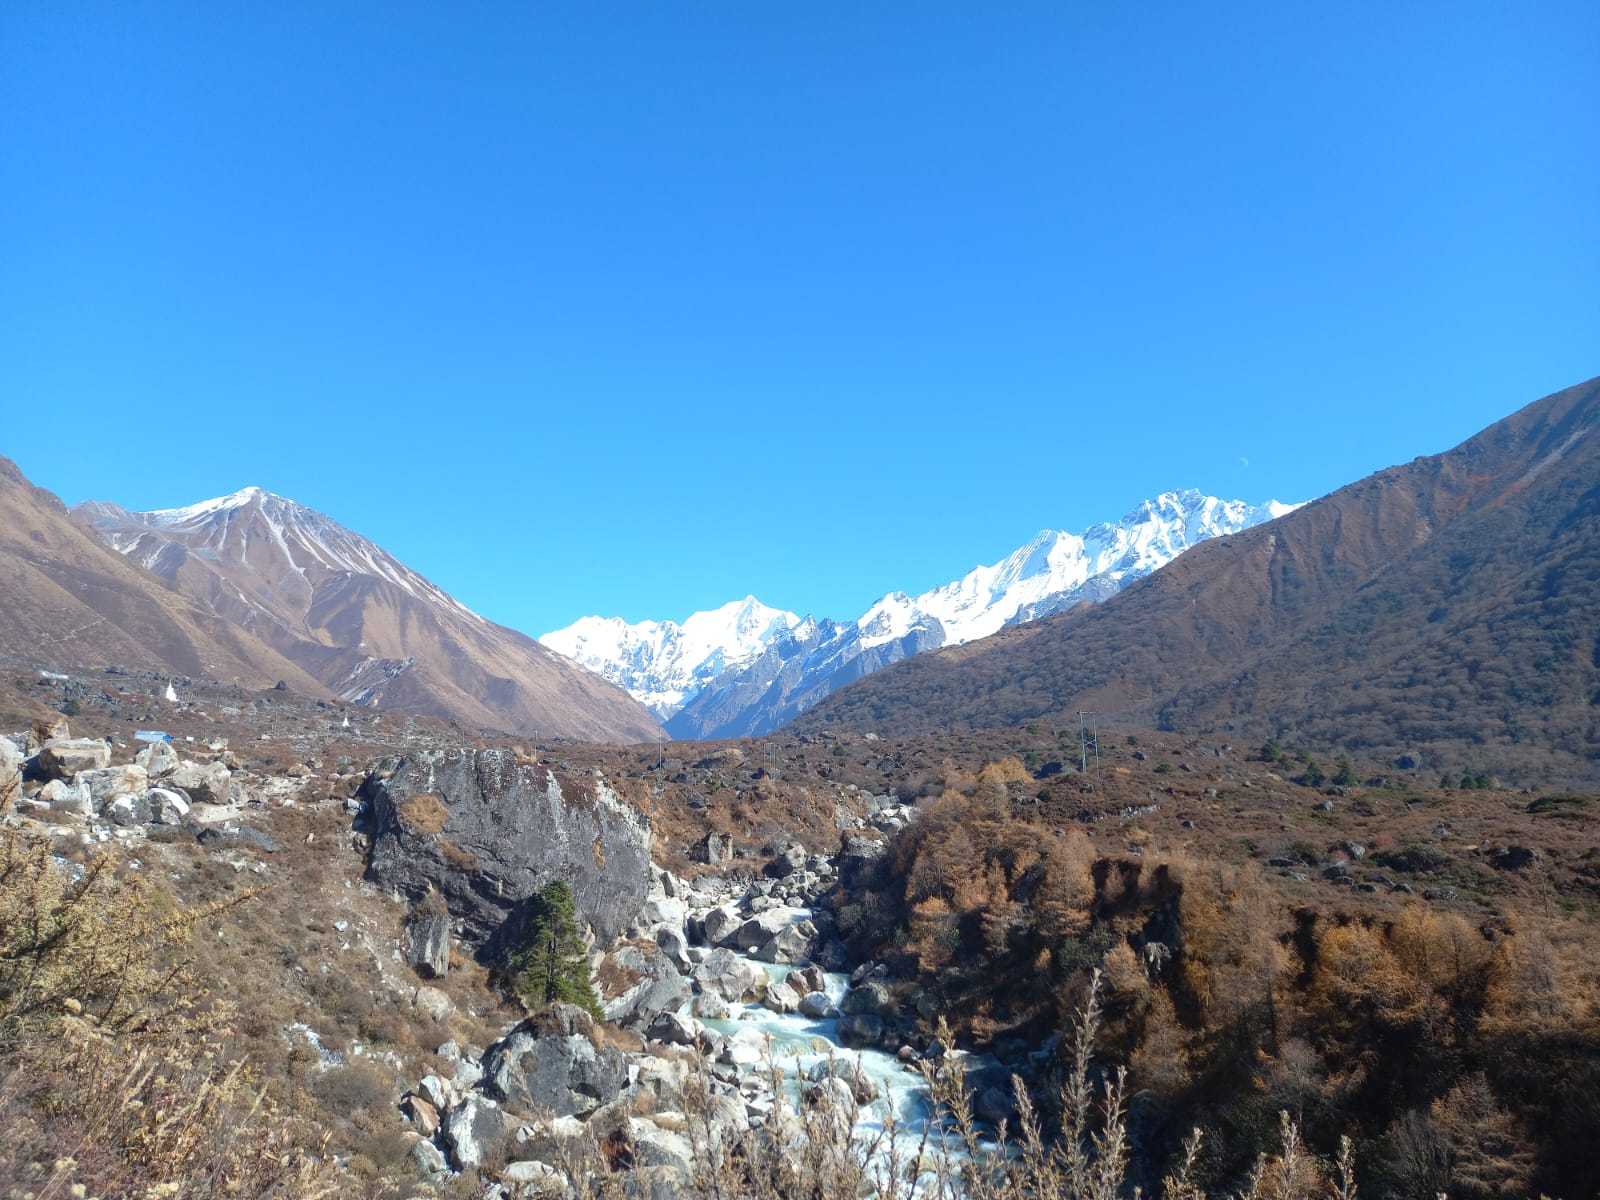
[398,790,450,834]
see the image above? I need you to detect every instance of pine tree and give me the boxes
[509,881,600,1019]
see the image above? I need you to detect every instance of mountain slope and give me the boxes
[0,458,328,692]
[74,487,662,743]
[549,491,1294,740]
[799,377,1600,785]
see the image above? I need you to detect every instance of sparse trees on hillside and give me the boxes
[509,880,601,1018]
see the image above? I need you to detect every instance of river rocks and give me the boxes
[693,949,766,1002]
[768,842,807,877]
[691,991,730,1020]
[654,924,691,972]
[762,980,800,1014]
[167,759,231,804]
[754,920,816,964]
[836,1014,884,1047]
[806,1058,879,1104]
[700,904,743,947]
[974,1084,1016,1125]
[404,905,452,978]
[841,981,894,1017]
[727,909,800,952]
[479,1004,629,1117]
[789,964,827,995]
[646,1010,699,1046]
[363,749,653,954]
[598,942,691,1030]
[635,894,689,931]
[37,738,111,780]
[798,990,835,1019]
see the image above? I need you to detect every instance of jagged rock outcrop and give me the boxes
[362,748,653,955]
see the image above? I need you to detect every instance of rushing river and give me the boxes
[697,915,998,1188]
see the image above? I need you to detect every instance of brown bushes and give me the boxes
[834,759,1600,1198]
[0,828,349,1197]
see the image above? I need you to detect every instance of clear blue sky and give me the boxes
[4,3,1597,635]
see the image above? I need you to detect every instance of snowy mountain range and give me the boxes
[541,490,1300,740]
[541,597,803,717]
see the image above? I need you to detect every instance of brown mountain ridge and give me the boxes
[68,483,663,743]
[0,457,329,694]
[798,376,1600,786]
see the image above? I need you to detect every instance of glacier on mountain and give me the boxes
[540,597,802,717]
[542,489,1300,738]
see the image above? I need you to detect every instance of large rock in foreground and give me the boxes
[479,1004,628,1117]
[362,748,652,955]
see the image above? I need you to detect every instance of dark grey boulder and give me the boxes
[837,1013,884,1047]
[1490,845,1537,871]
[841,981,894,1017]
[404,904,452,978]
[694,831,734,865]
[480,1004,628,1117]
[195,824,281,853]
[443,1096,513,1169]
[362,748,653,956]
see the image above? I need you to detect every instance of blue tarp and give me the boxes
[134,730,173,744]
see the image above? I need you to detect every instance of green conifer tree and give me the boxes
[509,881,601,1019]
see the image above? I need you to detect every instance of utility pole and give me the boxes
[1078,711,1101,784]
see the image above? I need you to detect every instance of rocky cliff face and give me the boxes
[362,748,653,955]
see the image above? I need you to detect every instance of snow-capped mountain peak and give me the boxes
[547,488,1300,734]
[145,485,275,524]
[541,596,802,717]
[88,486,487,624]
